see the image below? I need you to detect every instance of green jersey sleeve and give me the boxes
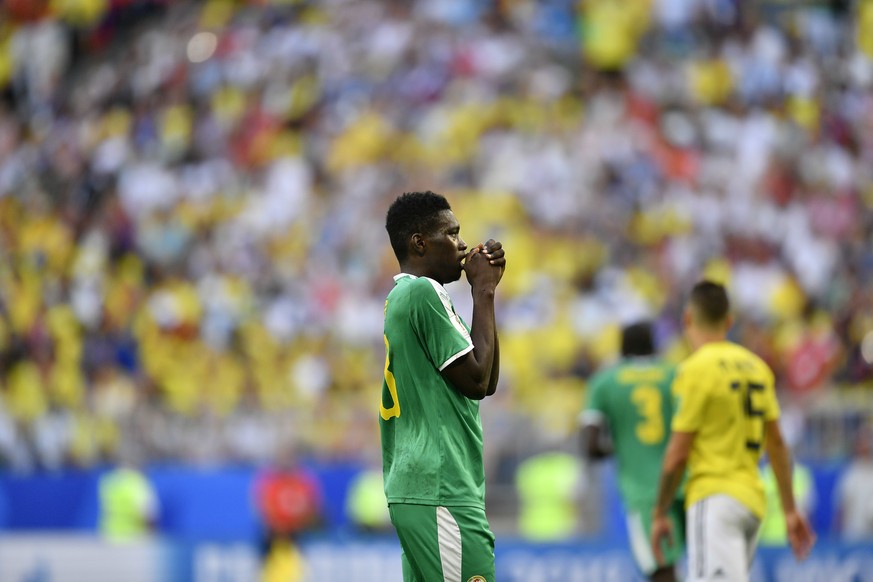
[579,370,608,425]
[587,373,607,411]
[409,277,473,371]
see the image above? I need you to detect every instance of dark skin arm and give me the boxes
[441,240,505,400]
[581,423,612,460]
[764,419,816,560]
[486,323,500,396]
[651,430,694,565]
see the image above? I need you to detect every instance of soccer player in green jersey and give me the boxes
[580,321,684,582]
[651,281,815,582]
[381,191,506,582]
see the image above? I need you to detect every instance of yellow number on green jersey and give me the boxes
[631,385,665,445]
[380,335,400,420]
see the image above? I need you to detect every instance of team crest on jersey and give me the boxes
[467,577,487,582]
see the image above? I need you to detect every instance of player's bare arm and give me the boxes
[764,420,817,560]
[486,322,500,396]
[483,239,503,396]
[651,431,693,564]
[581,423,613,460]
[442,239,505,400]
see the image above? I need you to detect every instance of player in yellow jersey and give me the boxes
[650,281,815,581]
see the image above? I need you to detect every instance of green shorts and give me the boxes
[626,499,686,576]
[388,503,495,582]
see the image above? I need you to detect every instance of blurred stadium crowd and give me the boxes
[0,0,871,484]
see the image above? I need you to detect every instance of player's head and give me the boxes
[687,280,730,325]
[385,191,468,283]
[684,280,732,345]
[621,321,655,357]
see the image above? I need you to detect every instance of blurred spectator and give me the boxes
[780,303,843,401]
[252,448,322,582]
[758,461,815,546]
[833,427,873,541]
[515,449,584,541]
[259,537,305,582]
[344,457,391,534]
[97,448,159,542]
[0,0,870,540]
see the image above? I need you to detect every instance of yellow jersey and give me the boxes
[671,341,780,518]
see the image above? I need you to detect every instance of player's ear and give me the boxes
[410,232,426,257]
[725,313,734,331]
[682,306,693,329]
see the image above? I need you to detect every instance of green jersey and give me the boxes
[581,357,677,510]
[380,274,485,508]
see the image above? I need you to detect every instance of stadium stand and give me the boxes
[0,0,872,539]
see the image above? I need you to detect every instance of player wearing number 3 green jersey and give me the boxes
[381,191,506,582]
[652,281,816,582]
[580,321,684,582]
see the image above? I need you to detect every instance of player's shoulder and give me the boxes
[713,341,772,371]
[680,341,772,376]
[589,360,625,386]
[675,346,722,385]
[585,364,621,411]
[615,357,674,383]
[677,346,712,372]
[390,275,444,302]
[650,358,677,376]
[731,343,775,378]
[409,275,448,298]
[654,359,678,384]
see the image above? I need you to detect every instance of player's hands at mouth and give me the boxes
[463,239,505,290]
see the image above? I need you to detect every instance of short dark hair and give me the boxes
[689,280,730,326]
[621,321,655,357]
[385,191,452,262]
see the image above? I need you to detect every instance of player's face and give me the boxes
[424,210,468,284]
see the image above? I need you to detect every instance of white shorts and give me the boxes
[627,511,658,576]
[686,495,761,582]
